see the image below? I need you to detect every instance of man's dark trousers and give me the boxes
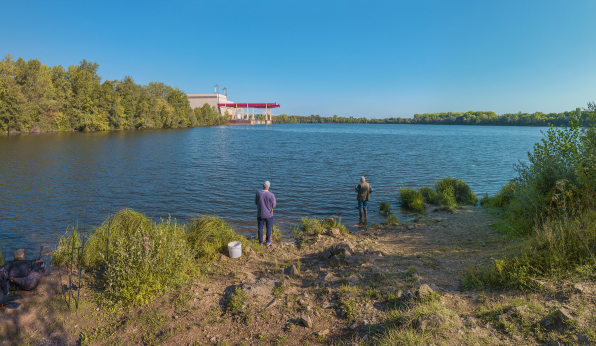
[257,216,273,244]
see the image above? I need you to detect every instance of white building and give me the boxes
[186,93,234,115]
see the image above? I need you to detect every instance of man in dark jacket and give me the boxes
[355,176,372,219]
[255,181,276,246]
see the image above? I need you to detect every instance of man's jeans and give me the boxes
[358,201,369,210]
[257,216,273,244]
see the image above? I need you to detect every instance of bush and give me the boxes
[52,210,250,308]
[480,182,518,209]
[435,177,478,205]
[296,216,349,237]
[398,187,425,213]
[438,185,457,211]
[419,186,438,204]
[187,215,249,261]
[464,209,596,289]
[379,201,391,215]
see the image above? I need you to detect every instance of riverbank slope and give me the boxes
[2,206,592,346]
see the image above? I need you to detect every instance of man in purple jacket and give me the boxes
[255,181,277,246]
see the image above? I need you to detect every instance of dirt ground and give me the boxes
[1,206,595,346]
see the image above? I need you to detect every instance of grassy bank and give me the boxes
[465,111,596,289]
[52,210,256,308]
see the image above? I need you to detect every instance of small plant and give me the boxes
[398,186,425,213]
[296,259,301,272]
[272,225,282,243]
[317,334,326,343]
[272,283,289,297]
[258,333,267,340]
[225,287,249,315]
[342,300,357,320]
[383,213,399,225]
[275,336,288,345]
[379,201,391,215]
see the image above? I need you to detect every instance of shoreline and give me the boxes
[1,206,592,346]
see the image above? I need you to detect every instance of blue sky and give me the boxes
[2,0,596,118]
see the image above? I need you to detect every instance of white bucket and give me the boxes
[228,241,242,258]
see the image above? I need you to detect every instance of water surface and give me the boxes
[0,124,548,256]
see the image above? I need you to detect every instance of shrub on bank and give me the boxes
[296,216,349,236]
[51,209,250,308]
[419,186,438,204]
[398,187,425,213]
[465,209,596,289]
[435,177,478,206]
[466,111,596,288]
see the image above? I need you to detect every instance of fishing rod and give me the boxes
[342,163,357,188]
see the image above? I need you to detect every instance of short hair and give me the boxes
[360,176,365,182]
[263,181,271,189]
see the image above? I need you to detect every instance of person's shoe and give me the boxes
[259,243,264,246]
[265,242,272,246]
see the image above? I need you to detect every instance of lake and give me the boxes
[0,124,548,257]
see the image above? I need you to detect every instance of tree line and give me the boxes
[273,109,595,126]
[0,55,227,134]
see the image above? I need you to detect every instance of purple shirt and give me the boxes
[255,190,276,218]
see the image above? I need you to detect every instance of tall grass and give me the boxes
[187,215,249,261]
[398,187,425,213]
[295,216,349,236]
[465,208,596,289]
[51,209,250,308]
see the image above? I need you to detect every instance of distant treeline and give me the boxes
[0,55,227,134]
[274,109,594,126]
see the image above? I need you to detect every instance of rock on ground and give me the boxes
[418,315,445,330]
[284,265,300,276]
[301,314,313,328]
[416,284,434,298]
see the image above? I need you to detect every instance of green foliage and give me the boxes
[383,213,400,225]
[272,110,589,127]
[419,186,438,204]
[480,182,517,208]
[466,110,596,288]
[341,300,357,320]
[438,185,457,211]
[296,216,349,237]
[0,245,4,266]
[435,177,478,205]
[398,187,425,213]
[0,55,227,134]
[271,225,282,243]
[187,215,249,261]
[225,287,249,315]
[379,201,391,215]
[51,209,250,308]
[465,209,596,289]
